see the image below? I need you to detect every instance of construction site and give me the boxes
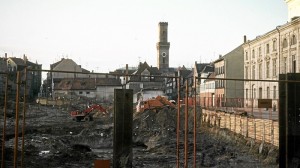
[0,69,284,168]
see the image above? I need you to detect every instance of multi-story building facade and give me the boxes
[213,43,244,108]
[243,1,300,109]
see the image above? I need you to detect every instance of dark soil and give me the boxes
[0,105,278,167]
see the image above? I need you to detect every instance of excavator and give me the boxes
[70,104,108,122]
[136,95,176,112]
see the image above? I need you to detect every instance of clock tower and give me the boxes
[156,22,170,71]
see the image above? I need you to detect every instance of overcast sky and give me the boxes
[0,0,288,75]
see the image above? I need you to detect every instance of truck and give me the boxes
[70,104,108,121]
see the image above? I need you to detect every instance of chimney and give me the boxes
[125,64,128,83]
[244,35,247,43]
[23,54,27,63]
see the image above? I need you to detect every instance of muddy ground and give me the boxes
[0,103,278,167]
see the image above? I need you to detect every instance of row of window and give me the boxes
[245,59,277,79]
[215,66,224,75]
[245,86,277,100]
[246,54,297,79]
[245,35,297,60]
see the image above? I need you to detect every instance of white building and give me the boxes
[243,0,300,109]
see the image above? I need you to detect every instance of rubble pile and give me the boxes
[0,102,279,167]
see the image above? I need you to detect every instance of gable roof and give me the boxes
[55,78,122,90]
[195,63,211,73]
[133,62,161,75]
[9,57,26,66]
[55,78,96,90]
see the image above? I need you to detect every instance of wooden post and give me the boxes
[1,74,8,168]
[176,77,180,168]
[113,89,133,168]
[21,66,27,167]
[254,120,256,140]
[14,71,21,168]
[184,81,189,168]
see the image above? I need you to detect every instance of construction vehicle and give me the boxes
[70,104,108,121]
[136,95,176,112]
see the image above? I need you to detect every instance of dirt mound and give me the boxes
[133,106,201,151]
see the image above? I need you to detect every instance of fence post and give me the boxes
[246,117,248,138]
[254,119,256,140]
[234,114,236,133]
[229,114,232,131]
[262,121,266,142]
[271,120,274,144]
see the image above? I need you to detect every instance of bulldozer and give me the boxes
[136,95,176,112]
[70,104,108,122]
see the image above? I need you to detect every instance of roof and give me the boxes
[133,62,161,75]
[50,58,65,70]
[196,63,214,73]
[96,78,121,86]
[9,57,26,66]
[55,78,122,90]
[205,72,216,82]
[179,69,192,78]
[55,78,96,90]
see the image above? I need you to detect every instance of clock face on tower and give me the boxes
[162,52,167,57]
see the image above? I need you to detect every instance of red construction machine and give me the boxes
[136,96,176,112]
[70,104,108,121]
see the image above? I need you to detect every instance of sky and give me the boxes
[0,0,288,77]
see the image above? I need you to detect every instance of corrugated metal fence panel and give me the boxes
[264,120,272,144]
[220,112,226,129]
[248,118,255,139]
[273,121,279,146]
[255,119,263,141]
[241,117,248,137]
[201,111,279,147]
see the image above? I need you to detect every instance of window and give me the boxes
[245,66,249,79]
[267,87,270,99]
[284,57,287,73]
[266,61,270,78]
[245,51,248,60]
[258,64,262,79]
[252,49,255,58]
[79,91,83,94]
[272,59,277,76]
[292,55,296,73]
[86,92,90,94]
[273,39,277,51]
[252,65,255,79]
[291,34,297,45]
[259,47,261,56]
[273,86,277,99]
[283,38,288,48]
[253,88,256,99]
[266,43,270,54]
[259,88,262,99]
[246,89,248,99]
